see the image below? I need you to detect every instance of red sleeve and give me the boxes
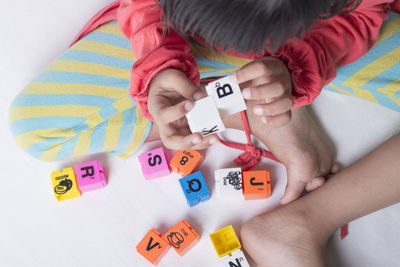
[274,0,392,107]
[118,0,200,120]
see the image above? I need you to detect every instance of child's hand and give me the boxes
[235,57,293,128]
[148,69,219,150]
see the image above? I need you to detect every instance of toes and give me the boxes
[330,163,340,174]
[280,178,307,205]
[305,177,326,192]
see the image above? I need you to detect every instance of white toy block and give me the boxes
[186,96,226,137]
[215,168,243,198]
[220,249,250,267]
[206,75,247,118]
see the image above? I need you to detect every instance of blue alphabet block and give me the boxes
[179,171,210,207]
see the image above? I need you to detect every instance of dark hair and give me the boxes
[159,0,361,54]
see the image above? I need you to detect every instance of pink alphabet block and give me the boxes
[138,147,170,180]
[74,160,107,193]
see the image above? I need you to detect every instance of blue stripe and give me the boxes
[394,90,400,98]
[81,32,131,50]
[110,108,137,155]
[87,121,108,155]
[56,134,79,161]
[58,50,134,70]
[10,117,87,136]
[33,71,130,89]
[108,20,118,25]
[12,94,117,108]
[371,91,400,112]
[98,105,118,121]
[25,137,66,159]
[360,62,400,91]
[333,33,400,85]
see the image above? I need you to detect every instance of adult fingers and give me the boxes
[280,177,307,205]
[305,177,326,192]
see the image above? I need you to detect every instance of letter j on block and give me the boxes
[74,160,107,193]
[136,228,170,265]
[179,171,210,207]
[138,147,170,180]
[242,170,271,200]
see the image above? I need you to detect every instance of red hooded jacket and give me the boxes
[72,0,400,120]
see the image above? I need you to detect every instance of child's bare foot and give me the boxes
[240,205,327,267]
[225,104,336,204]
[250,105,337,204]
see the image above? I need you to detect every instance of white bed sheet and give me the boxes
[1,1,400,266]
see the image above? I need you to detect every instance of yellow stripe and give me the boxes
[70,40,135,61]
[327,83,356,97]
[376,18,400,45]
[118,108,150,159]
[112,96,134,113]
[40,143,63,162]
[352,87,379,104]
[14,128,75,150]
[192,45,252,67]
[85,112,105,129]
[46,60,131,80]
[342,46,400,89]
[95,23,125,37]
[21,82,128,98]
[198,66,218,74]
[103,112,123,152]
[71,129,93,158]
[218,68,241,75]
[9,105,101,121]
[376,78,400,98]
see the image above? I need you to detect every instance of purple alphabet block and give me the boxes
[138,147,170,180]
[74,160,107,192]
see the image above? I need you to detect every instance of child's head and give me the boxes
[159,0,360,54]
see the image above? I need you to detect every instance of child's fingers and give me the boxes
[192,135,220,150]
[160,129,204,150]
[261,111,292,128]
[235,57,283,84]
[155,100,194,125]
[169,71,206,100]
[253,96,293,117]
[242,80,287,100]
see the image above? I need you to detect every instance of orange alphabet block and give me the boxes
[242,170,271,200]
[136,229,171,265]
[163,220,200,256]
[169,150,202,176]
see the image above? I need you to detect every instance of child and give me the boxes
[8,1,398,205]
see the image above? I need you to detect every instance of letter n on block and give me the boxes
[242,170,271,200]
[136,229,170,265]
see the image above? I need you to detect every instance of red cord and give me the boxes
[219,110,280,171]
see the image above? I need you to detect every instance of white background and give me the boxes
[1,1,400,266]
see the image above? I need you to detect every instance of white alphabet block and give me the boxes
[186,96,226,137]
[220,249,250,267]
[206,75,247,118]
[215,168,243,198]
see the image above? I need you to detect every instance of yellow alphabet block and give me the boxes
[51,167,81,201]
[209,225,241,258]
